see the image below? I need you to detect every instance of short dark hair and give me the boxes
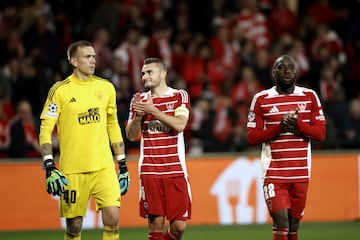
[143,57,167,71]
[272,55,296,70]
[67,40,92,60]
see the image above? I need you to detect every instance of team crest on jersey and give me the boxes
[297,103,306,111]
[166,102,174,110]
[95,91,103,100]
[248,111,255,122]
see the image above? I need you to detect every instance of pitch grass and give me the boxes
[0,221,359,240]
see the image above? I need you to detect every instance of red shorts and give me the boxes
[263,182,308,219]
[139,176,192,221]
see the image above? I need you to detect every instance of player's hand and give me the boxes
[280,110,298,133]
[43,159,68,196]
[118,158,130,196]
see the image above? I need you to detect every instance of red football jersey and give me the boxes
[128,88,190,178]
[247,86,326,183]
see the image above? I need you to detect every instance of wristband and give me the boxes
[43,155,53,161]
[115,154,126,161]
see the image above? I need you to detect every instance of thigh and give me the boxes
[164,177,192,221]
[139,177,165,218]
[60,173,90,218]
[289,182,308,219]
[91,167,121,211]
[263,182,290,214]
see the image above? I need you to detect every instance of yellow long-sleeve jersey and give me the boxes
[39,74,123,174]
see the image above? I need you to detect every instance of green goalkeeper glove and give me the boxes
[117,158,130,196]
[43,159,68,196]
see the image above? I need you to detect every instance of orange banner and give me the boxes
[0,153,359,230]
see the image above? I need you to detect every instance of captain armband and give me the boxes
[174,106,189,118]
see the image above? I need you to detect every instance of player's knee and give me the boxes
[289,217,300,232]
[170,221,186,238]
[104,216,119,227]
[271,210,289,228]
[101,207,119,227]
[66,217,83,236]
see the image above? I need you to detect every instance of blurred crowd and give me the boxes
[0,0,360,158]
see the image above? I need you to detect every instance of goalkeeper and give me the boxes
[39,40,129,240]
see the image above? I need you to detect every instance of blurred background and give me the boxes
[0,0,359,158]
[0,1,360,235]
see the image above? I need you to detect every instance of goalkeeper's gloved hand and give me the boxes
[43,158,68,196]
[117,156,130,196]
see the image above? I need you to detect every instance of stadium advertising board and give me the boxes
[0,153,359,230]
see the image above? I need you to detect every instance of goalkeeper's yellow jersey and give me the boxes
[39,74,123,174]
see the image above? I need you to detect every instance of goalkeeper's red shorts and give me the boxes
[139,176,192,221]
[263,182,308,219]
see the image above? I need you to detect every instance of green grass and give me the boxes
[0,221,359,239]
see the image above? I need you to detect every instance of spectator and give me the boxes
[341,98,360,148]
[252,48,273,88]
[0,86,14,157]
[188,96,212,155]
[230,65,263,106]
[113,25,146,92]
[92,28,113,78]
[305,0,335,26]
[234,0,272,50]
[269,0,299,38]
[7,99,40,158]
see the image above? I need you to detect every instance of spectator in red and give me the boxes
[145,22,173,72]
[230,65,263,107]
[113,25,146,92]
[181,36,211,99]
[0,87,14,158]
[208,21,240,81]
[234,0,271,50]
[92,28,114,78]
[211,94,233,150]
[306,0,335,26]
[269,0,299,38]
[309,24,345,62]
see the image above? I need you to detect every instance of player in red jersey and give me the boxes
[247,55,326,240]
[125,58,191,240]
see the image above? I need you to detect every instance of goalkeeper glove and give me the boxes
[117,156,130,196]
[43,158,68,196]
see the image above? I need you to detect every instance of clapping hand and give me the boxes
[280,109,298,133]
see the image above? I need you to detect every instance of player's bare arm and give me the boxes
[111,142,126,156]
[125,115,142,141]
[40,143,53,156]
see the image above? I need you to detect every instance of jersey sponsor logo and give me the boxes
[147,120,170,133]
[78,107,100,125]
